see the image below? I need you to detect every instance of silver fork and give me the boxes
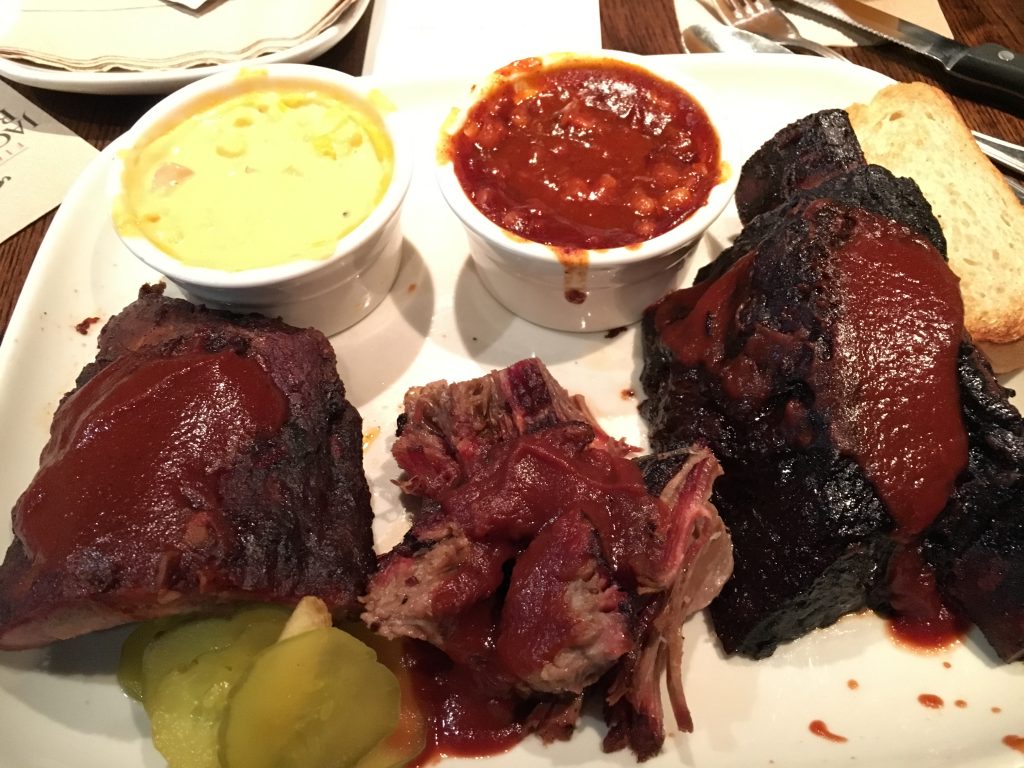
[713,0,848,60]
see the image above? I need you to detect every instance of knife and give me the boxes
[785,0,1024,100]
[680,21,1024,202]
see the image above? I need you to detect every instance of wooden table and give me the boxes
[1,0,1021,340]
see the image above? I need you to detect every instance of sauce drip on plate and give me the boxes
[809,720,848,743]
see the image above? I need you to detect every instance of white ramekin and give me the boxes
[110,63,412,336]
[436,51,739,333]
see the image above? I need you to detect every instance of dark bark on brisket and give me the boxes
[696,164,947,286]
[703,111,942,287]
[0,285,375,648]
[643,107,1024,664]
[924,345,1024,662]
[734,109,866,225]
[641,201,900,658]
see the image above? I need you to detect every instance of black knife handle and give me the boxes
[947,43,1024,99]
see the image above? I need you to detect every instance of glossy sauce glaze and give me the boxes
[17,350,287,572]
[651,204,969,654]
[816,213,967,649]
[404,640,526,765]
[655,253,746,375]
[449,57,721,251]
[885,545,969,650]
[654,208,966,537]
[823,214,966,537]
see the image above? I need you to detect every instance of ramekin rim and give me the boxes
[109,62,412,289]
[435,49,740,270]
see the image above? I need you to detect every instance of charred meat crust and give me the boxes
[642,202,899,658]
[0,285,375,648]
[702,112,942,289]
[924,345,1024,662]
[696,164,947,286]
[734,109,866,225]
[643,108,1024,664]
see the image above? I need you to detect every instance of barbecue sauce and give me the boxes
[885,544,969,650]
[448,57,722,251]
[651,203,969,652]
[1004,735,1024,754]
[823,210,966,536]
[655,254,750,380]
[17,350,287,573]
[809,720,848,743]
[405,641,526,766]
[653,205,967,537]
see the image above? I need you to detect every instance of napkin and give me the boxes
[674,0,953,47]
[162,0,214,9]
[363,0,602,79]
[0,80,98,245]
[0,0,358,72]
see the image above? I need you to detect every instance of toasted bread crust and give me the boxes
[977,338,1024,375]
[847,83,1024,369]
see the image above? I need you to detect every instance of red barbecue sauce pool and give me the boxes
[405,641,527,765]
[886,545,969,650]
[652,204,969,650]
[448,57,722,251]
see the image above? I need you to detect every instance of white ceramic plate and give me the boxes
[0,55,1021,768]
[0,0,370,95]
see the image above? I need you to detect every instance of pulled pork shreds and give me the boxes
[362,359,732,760]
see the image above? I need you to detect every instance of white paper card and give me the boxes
[0,82,99,244]
[363,0,602,79]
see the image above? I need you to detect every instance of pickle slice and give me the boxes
[346,625,426,768]
[353,689,426,768]
[140,606,288,709]
[148,614,287,768]
[220,627,400,768]
[140,616,236,707]
[118,616,186,702]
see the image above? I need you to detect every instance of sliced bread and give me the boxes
[847,82,1024,372]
